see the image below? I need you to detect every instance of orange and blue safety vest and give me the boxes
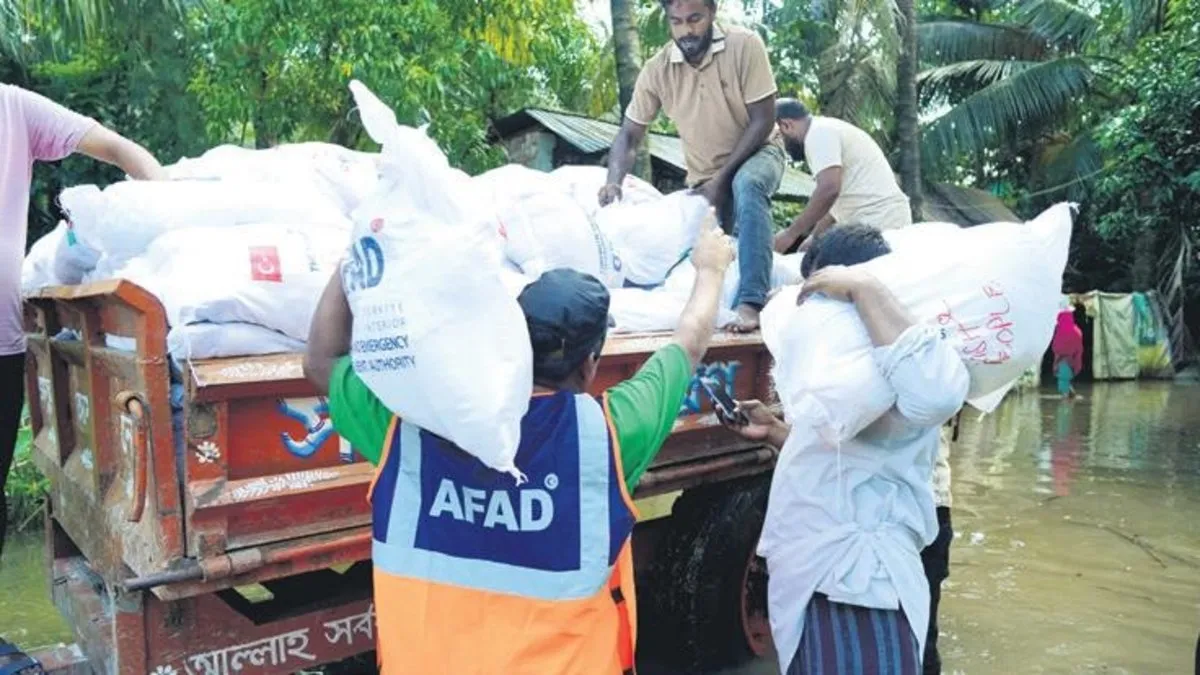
[368,390,640,674]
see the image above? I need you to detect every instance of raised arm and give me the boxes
[600,119,649,206]
[76,125,168,180]
[303,270,353,395]
[673,214,736,367]
[800,267,969,426]
[775,167,841,253]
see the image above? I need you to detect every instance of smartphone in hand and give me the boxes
[699,376,748,427]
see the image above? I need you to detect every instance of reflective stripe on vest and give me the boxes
[371,392,628,602]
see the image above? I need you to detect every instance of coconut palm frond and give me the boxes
[918,19,1049,66]
[921,55,1094,160]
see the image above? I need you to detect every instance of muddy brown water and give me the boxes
[3,381,1199,674]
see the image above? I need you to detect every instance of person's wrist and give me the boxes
[847,275,884,304]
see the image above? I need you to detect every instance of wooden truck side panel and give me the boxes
[24,281,185,579]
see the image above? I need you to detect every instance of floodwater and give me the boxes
[3,382,1200,674]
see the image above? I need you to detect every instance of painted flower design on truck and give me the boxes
[151,666,178,675]
[195,441,221,464]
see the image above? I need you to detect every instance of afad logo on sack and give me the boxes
[343,228,386,293]
[249,246,283,282]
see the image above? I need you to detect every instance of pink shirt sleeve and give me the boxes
[15,86,98,162]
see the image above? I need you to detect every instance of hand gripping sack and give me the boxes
[550,165,662,220]
[762,202,1074,442]
[473,164,625,287]
[344,81,532,479]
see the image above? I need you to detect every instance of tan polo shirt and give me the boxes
[803,116,911,229]
[626,23,781,185]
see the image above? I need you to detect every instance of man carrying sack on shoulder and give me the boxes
[304,217,736,673]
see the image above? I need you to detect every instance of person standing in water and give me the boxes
[1051,306,1084,398]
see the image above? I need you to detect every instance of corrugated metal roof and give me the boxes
[509,108,815,200]
[919,182,1019,226]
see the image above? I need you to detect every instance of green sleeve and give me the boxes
[604,344,694,492]
[326,356,394,466]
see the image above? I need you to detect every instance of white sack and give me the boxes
[473,164,624,287]
[662,252,805,309]
[550,165,661,219]
[763,203,1075,444]
[168,322,305,362]
[110,222,347,341]
[344,80,531,478]
[59,178,350,271]
[21,223,66,294]
[609,288,738,334]
[597,191,710,286]
[169,142,380,216]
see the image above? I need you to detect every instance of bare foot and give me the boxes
[727,304,761,333]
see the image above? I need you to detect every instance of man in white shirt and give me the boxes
[724,224,969,674]
[772,99,912,253]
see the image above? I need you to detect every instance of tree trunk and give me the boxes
[894,0,923,221]
[611,0,652,181]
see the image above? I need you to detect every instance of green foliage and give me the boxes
[764,0,899,135]
[1093,1,1200,245]
[7,415,48,534]
[188,0,603,174]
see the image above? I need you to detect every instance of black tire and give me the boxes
[639,474,773,673]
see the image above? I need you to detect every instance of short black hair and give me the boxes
[776,98,810,121]
[660,0,718,10]
[801,223,890,277]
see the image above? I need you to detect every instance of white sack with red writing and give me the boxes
[763,202,1074,441]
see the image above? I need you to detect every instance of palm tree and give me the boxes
[894,0,922,218]
[914,0,1151,198]
[610,0,652,180]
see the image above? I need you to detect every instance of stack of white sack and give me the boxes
[473,164,725,291]
[167,142,381,216]
[108,221,348,343]
[21,140,381,361]
[342,80,531,478]
[761,202,1074,447]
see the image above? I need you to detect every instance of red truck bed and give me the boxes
[23,280,780,673]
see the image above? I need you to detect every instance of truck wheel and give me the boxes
[641,474,773,672]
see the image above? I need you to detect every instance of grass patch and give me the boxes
[8,408,48,533]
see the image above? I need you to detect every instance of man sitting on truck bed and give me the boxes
[1,84,167,560]
[723,224,969,675]
[303,219,735,674]
[600,0,785,333]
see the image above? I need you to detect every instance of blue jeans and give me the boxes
[717,144,785,309]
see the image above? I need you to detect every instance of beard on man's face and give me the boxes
[784,136,805,162]
[675,24,714,61]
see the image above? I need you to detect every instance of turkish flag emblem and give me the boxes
[249,246,283,282]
